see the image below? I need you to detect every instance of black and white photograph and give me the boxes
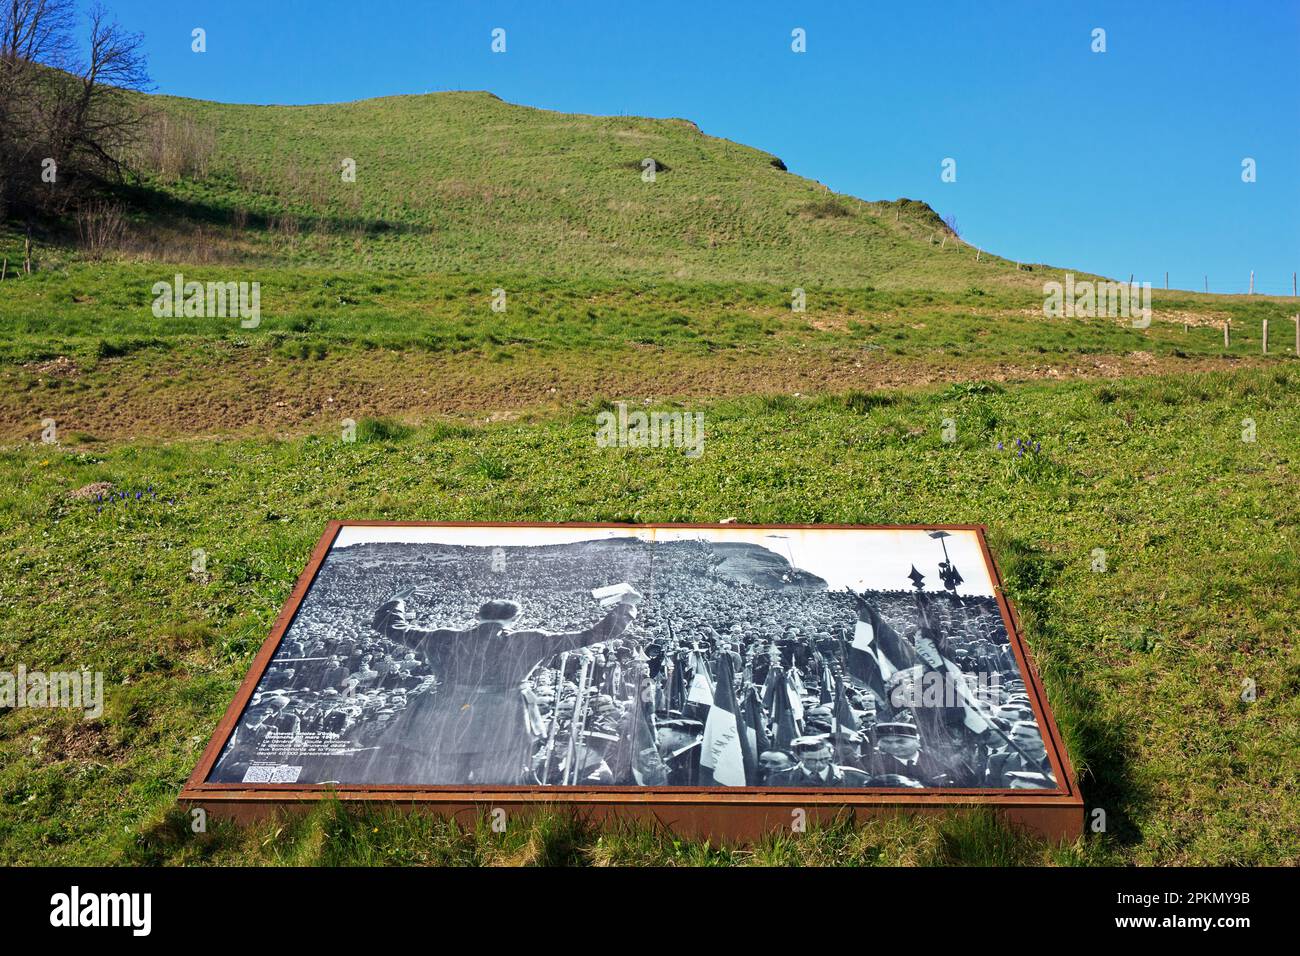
[209,525,1059,792]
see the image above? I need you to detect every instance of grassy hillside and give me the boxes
[4,84,1288,446]
[16,88,1060,287]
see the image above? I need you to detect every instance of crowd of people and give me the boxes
[212,538,1057,791]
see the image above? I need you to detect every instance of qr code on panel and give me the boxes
[242,764,303,783]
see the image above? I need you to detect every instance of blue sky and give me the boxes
[102,0,1298,292]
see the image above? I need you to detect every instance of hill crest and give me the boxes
[37,83,1053,288]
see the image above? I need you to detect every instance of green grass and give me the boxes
[1,367,1296,865]
[0,260,1288,366]
[111,90,1030,286]
[121,802,1061,867]
[8,258,1291,449]
[6,88,1087,288]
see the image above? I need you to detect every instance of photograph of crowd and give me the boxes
[208,526,1059,791]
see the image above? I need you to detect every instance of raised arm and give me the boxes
[510,602,637,660]
[372,590,458,660]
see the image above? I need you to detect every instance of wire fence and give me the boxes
[1162,279,1298,297]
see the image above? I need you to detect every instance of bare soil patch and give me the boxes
[0,347,1269,444]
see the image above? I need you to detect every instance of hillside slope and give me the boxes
[107,89,1039,288]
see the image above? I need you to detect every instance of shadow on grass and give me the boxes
[992,532,1146,850]
[126,800,1063,866]
[107,182,432,239]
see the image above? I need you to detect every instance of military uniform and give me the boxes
[984,748,1055,788]
[372,599,635,784]
[869,750,945,787]
[769,763,872,788]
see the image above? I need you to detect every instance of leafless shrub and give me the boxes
[74,200,126,258]
[943,213,960,237]
[136,113,216,182]
[273,213,300,239]
[189,225,214,262]
[112,219,247,264]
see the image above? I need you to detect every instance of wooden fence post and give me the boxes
[1262,318,1269,354]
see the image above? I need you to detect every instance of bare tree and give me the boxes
[0,1,72,218]
[942,213,960,238]
[0,0,149,221]
[1,0,76,64]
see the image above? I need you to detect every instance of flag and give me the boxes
[768,668,800,751]
[819,663,835,705]
[954,677,992,732]
[628,700,664,786]
[734,676,758,785]
[786,670,805,723]
[850,596,917,682]
[845,624,886,704]
[763,663,805,728]
[788,666,807,699]
[742,685,771,757]
[666,658,686,713]
[700,653,747,786]
[762,663,783,712]
[687,651,714,706]
[833,671,860,732]
[915,591,990,734]
[831,670,862,765]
